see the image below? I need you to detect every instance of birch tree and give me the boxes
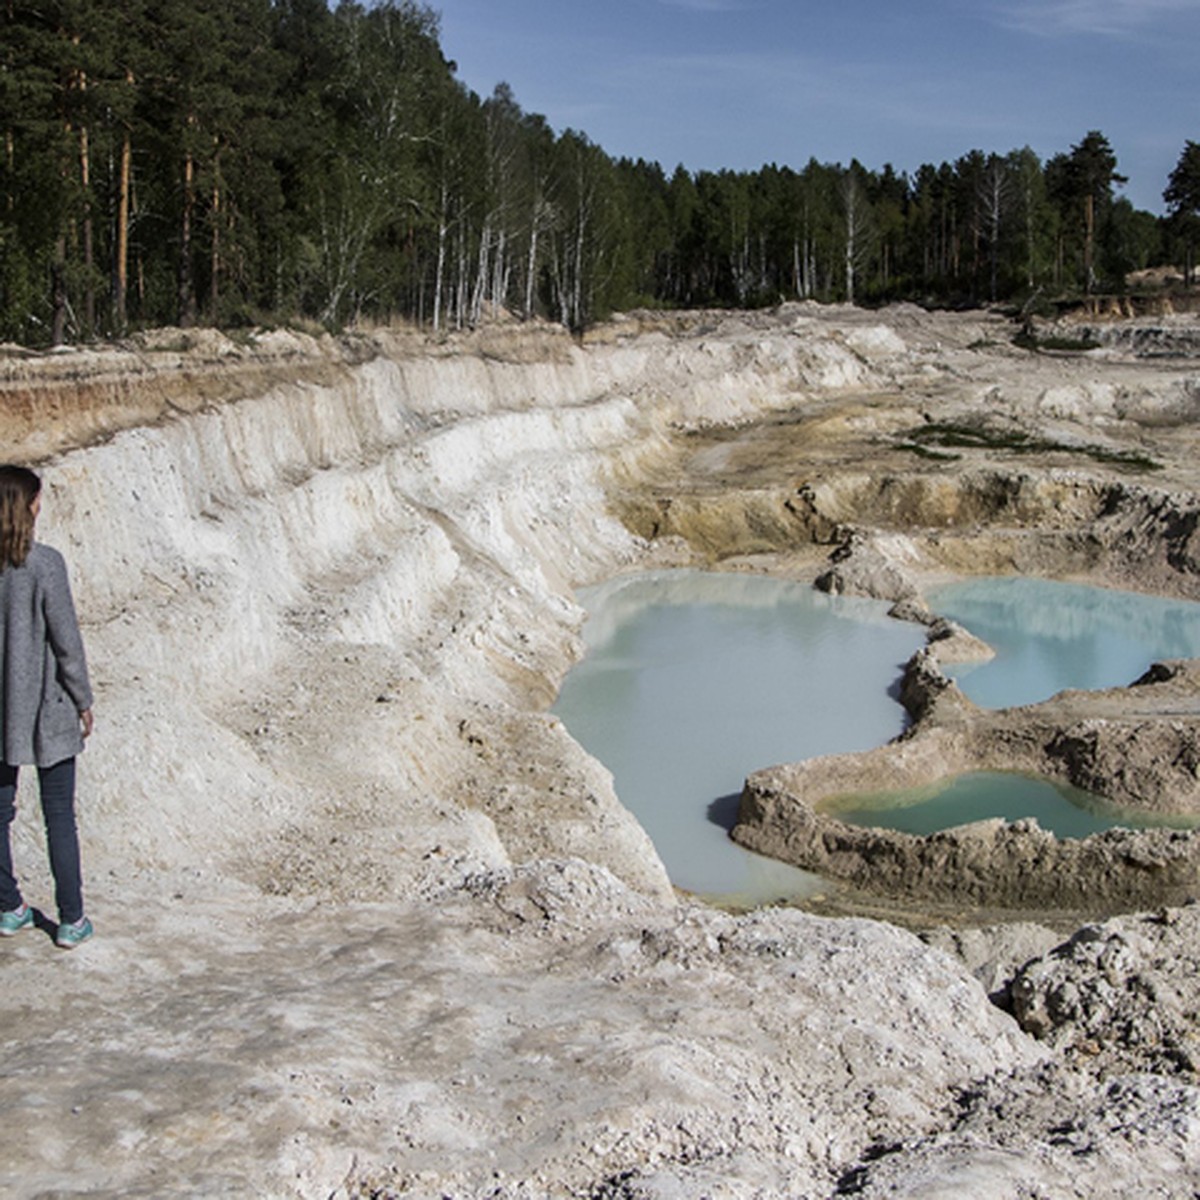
[311,0,437,326]
[840,163,872,304]
[978,154,1011,302]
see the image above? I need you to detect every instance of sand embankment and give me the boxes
[1,306,1198,1196]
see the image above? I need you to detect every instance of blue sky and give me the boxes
[432,0,1199,214]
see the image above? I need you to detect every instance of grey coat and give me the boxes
[0,542,93,767]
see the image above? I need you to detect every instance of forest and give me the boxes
[3,0,1200,345]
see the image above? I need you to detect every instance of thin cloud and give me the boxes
[994,0,1198,37]
[656,0,759,11]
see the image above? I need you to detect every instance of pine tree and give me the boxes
[1059,131,1127,293]
[1164,141,1200,286]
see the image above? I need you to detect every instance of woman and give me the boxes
[0,465,94,949]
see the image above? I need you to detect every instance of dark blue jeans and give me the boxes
[0,758,83,924]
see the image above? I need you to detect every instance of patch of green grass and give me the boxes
[1012,330,1101,353]
[910,422,1037,452]
[904,422,1161,472]
[1083,447,1162,472]
[1040,335,1102,351]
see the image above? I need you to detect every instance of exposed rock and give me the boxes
[1044,714,1200,810]
[835,1062,1200,1198]
[735,652,1200,911]
[1009,904,1200,1077]
[814,528,923,603]
[0,859,1048,1199]
[737,780,1200,912]
[884,599,996,664]
[897,646,972,721]
[923,616,996,664]
[1050,314,1200,359]
[2,305,1200,1194]
[920,921,1063,1005]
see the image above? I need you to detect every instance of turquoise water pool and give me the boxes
[554,572,1200,901]
[830,770,1196,839]
[928,576,1200,708]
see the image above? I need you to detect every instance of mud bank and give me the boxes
[2,306,1200,1196]
[734,651,1200,912]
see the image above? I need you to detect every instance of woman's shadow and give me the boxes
[30,907,60,944]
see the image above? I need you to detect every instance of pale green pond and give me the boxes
[830,771,1196,838]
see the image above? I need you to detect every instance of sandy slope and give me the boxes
[0,305,1198,1196]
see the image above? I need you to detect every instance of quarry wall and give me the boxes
[4,306,1200,1196]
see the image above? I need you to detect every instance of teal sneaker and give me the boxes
[0,905,33,936]
[55,916,93,950]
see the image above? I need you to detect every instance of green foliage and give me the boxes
[1012,331,1102,352]
[905,422,1160,472]
[0,3,1181,343]
[1164,141,1200,285]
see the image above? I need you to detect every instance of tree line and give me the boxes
[3,0,1199,346]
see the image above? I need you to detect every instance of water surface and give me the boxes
[830,770,1196,839]
[929,577,1200,708]
[553,571,926,903]
[555,572,1200,905]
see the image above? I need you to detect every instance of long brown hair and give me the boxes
[0,465,41,568]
